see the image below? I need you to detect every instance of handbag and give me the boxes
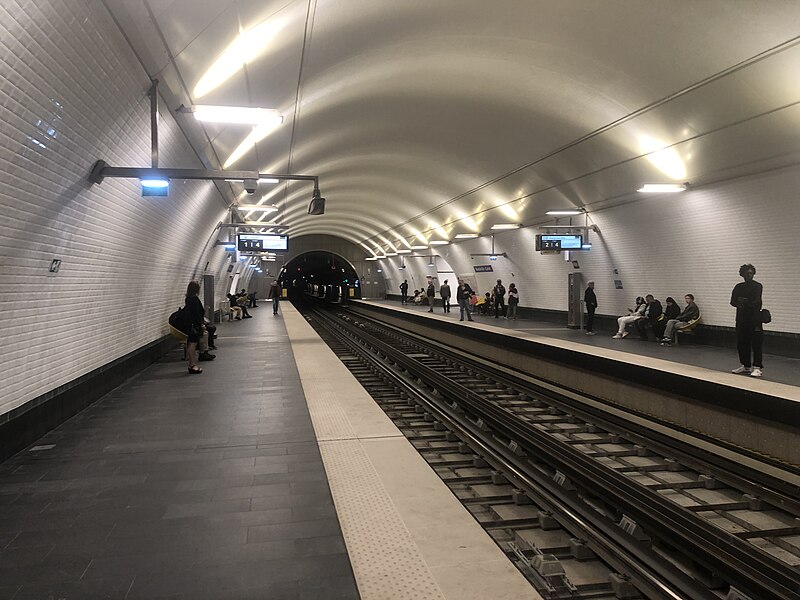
[168,307,188,333]
[759,308,772,324]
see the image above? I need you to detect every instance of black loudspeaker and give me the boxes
[308,195,325,215]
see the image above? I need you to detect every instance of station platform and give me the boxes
[366,299,800,389]
[0,303,538,600]
[351,300,800,467]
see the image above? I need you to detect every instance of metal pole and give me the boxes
[149,79,159,168]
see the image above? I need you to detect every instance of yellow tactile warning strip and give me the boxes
[282,304,541,600]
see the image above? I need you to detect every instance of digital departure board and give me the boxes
[237,234,288,252]
[535,234,583,251]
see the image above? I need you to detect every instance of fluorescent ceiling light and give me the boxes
[397,249,411,254]
[637,183,686,193]
[454,233,479,239]
[410,245,428,250]
[238,204,278,214]
[140,178,169,188]
[192,106,283,126]
[225,177,280,184]
[429,240,449,246]
[365,257,377,261]
[491,223,520,230]
[386,252,398,256]
[546,210,582,216]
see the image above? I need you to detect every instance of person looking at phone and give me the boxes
[730,264,764,377]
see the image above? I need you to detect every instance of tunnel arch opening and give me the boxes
[280,250,362,302]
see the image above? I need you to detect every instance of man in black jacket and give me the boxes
[400,280,409,305]
[730,264,764,377]
[584,281,597,335]
[426,280,436,312]
[635,294,663,340]
[456,279,474,322]
[493,279,506,318]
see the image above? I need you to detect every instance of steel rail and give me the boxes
[317,308,800,600]
[309,309,715,600]
[365,313,800,515]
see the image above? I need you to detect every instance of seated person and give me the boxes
[655,296,679,339]
[634,295,662,340]
[612,296,646,338]
[413,290,422,304]
[237,291,253,318]
[227,294,243,319]
[660,294,700,345]
[479,292,491,315]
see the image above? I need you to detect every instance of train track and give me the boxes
[301,305,800,600]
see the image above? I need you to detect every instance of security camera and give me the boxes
[308,187,325,215]
[243,178,258,194]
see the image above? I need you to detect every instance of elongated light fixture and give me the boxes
[637,183,686,193]
[410,245,428,250]
[190,105,283,126]
[491,223,520,230]
[454,233,479,239]
[429,240,449,246]
[546,210,582,216]
[238,204,278,214]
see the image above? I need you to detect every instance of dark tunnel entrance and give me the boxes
[280,251,361,303]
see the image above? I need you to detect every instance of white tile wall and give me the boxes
[0,1,234,418]
[413,166,800,334]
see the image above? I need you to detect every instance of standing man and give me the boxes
[426,279,436,313]
[440,279,451,313]
[268,279,281,315]
[493,279,506,318]
[400,279,409,305]
[731,264,764,377]
[584,281,597,335]
[456,279,474,322]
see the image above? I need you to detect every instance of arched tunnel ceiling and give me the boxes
[107,0,800,252]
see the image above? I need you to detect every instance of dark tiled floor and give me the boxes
[372,300,800,388]
[0,307,359,600]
